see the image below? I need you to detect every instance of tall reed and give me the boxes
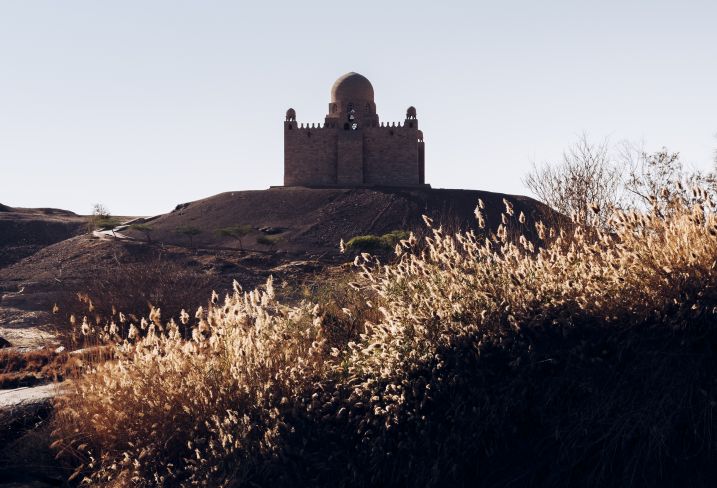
[53,190,717,487]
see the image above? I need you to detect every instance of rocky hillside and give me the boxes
[0,188,558,347]
[0,187,558,486]
[124,187,557,255]
[0,204,87,268]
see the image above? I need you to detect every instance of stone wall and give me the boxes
[284,122,337,186]
[284,121,423,187]
[363,125,420,186]
[337,130,364,185]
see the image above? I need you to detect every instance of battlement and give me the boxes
[287,122,335,130]
[286,119,420,132]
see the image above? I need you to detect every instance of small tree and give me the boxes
[215,225,252,251]
[525,137,717,231]
[523,135,625,230]
[92,203,110,219]
[88,203,121,236]
[175,226,202,248]
[130,223,154,243]
[621,144,717,214]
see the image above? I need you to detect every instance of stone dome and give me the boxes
[330,72,374,102]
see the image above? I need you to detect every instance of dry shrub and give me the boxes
[83,258,214,321]
[524,135,625,230]
[337,195,717,487]
[299,271,382,352]
[53,257,216,347]
[0,347,69,388]
[52,191,717,487]
[0,346,112,389]
[52,278,331,486]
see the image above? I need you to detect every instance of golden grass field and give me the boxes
[46,185,717,487]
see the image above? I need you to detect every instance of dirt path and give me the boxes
[91,229,134,240]
[0,384,59,411]
[0,307,57,350]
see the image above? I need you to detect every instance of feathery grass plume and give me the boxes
[52,190,717,487]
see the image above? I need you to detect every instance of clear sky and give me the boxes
[1,0,715,216]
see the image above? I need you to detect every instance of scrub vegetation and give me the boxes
[49,145,717,487]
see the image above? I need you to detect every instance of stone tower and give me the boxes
[284,72,427,187]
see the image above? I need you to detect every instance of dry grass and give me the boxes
[50,257,216,348]
[50,189,717,487]
[0,346,112,389]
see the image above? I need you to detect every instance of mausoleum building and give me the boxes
[284,72,426,187]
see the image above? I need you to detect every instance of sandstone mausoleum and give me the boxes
[284,72,427,187]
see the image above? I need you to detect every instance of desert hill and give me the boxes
[0,187,559,485]
[0,187,557,349]
[124,187,556,255]
[0,204,87,268]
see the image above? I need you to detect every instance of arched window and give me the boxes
[344,123,350,130]
[365,103,371,113]
[347,103,354,112]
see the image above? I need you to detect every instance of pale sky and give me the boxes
[1,0,715,216]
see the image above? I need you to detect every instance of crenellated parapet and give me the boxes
[286,119,420,131]
[287,122,336,130]
[374,119,419,129]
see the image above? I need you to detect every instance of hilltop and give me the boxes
[0,187,557,348]
[0,187,556,486]
[123,187,556,254]
[0,204,87,268]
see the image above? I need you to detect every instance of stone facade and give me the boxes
[284,72,427,187]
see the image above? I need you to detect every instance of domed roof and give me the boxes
[330,72,374,102]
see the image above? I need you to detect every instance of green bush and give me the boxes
[215,224,252,250]
[257,235,281,246]
[95,218,122,231]
[345,230,409,252]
